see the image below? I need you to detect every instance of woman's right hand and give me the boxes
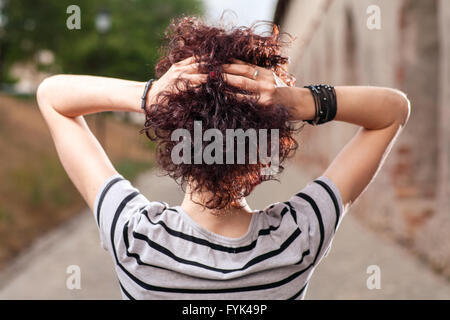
[146,56,208,108]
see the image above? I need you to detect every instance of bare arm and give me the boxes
[37,56,206,212]
[290,86,410,211]
[38,75,147,117]
[36,76,147,213]
[222,61,411,212]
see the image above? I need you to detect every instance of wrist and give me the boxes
[287,87,316,121]
[141,79,158,113]
[142,79,158,112]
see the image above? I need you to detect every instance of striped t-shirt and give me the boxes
[93,173,344,300]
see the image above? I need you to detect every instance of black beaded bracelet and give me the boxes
[304,84,337,125]
[141,78,156,111]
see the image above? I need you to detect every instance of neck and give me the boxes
[180,185,254,238]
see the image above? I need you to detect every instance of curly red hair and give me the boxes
[140,16,301,211]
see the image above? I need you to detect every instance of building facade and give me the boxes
[275,0,450,277]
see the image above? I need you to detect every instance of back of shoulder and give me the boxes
[93,173,151,251]
[286,175,345,262]
[296,176,344,231]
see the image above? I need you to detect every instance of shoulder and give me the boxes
[282,175,345,263]
[93,173,158,251]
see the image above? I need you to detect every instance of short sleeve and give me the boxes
[93,173,150,252]
[286,175,344,265]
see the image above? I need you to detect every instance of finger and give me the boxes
[222,63,257,79]
[231,58,249,65]
[178,55,209,66]
[175,56,198,66]
[180,63,208,74]
[235,92,258,102]
[223,73,258,92]
[181,73,208,85]
[179,62,199,74]
[224,63,272,81]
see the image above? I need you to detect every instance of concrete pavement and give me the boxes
[0,165,449,299]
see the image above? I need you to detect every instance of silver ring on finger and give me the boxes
[252,69,259,80]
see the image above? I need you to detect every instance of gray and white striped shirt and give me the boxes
[93,174,344,300]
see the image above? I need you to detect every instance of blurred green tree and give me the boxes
[0,0,203,84]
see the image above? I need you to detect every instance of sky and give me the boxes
[202,0,278,28]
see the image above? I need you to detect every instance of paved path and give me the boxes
[0,165,449,299]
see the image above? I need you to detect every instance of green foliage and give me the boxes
[146,140,157,152]
[0,0,203,83]
[116,158,153,181]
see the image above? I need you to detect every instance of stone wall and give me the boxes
[277,0,450,277]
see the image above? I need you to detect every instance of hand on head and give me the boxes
[221,58,288,106]
[150,56,288,107]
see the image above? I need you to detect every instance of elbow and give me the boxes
[387,89,411,127]
[397,90,411,126]
[36,78,49,112]
[36,75,62,110]
[36,76,53,108]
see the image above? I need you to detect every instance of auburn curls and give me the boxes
[140,15,302,212]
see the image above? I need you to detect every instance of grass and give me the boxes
[0,93,156,270]
[116,158,154,181]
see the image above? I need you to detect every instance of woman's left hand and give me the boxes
[222,59,289,107]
